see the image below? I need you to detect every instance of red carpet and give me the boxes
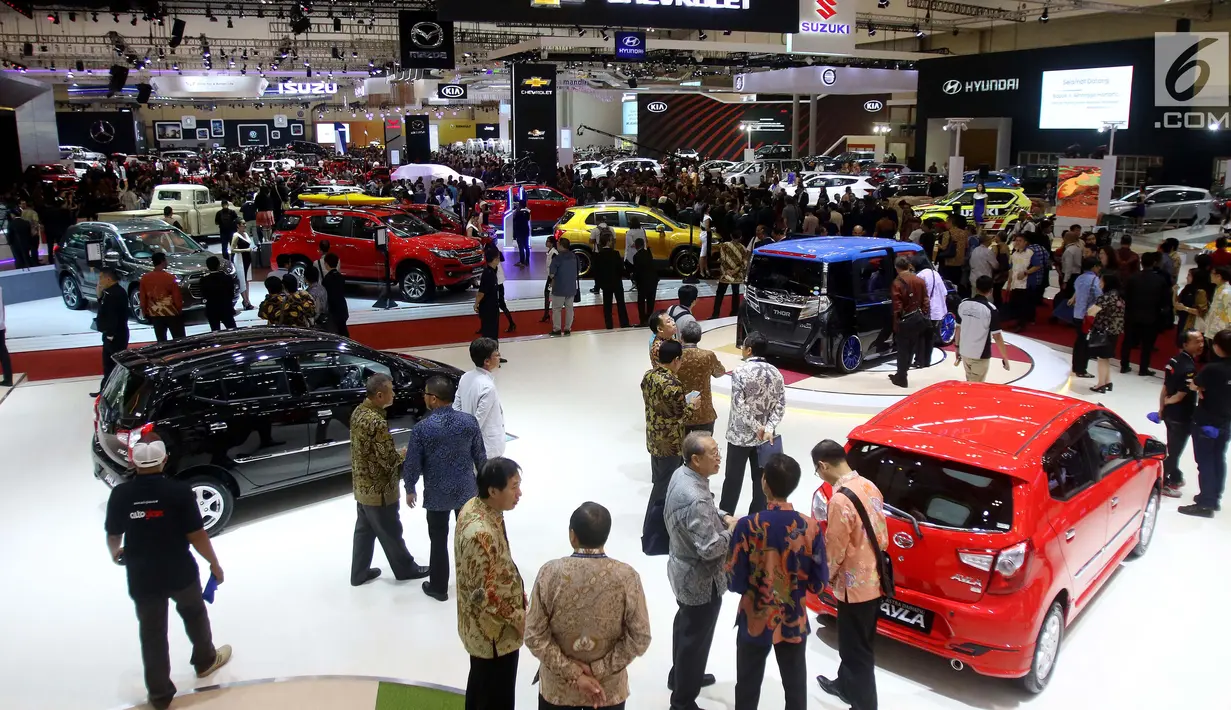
[1006,303,1181,373]
[13,295,717,382]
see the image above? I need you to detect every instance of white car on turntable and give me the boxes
[778,173,878,206]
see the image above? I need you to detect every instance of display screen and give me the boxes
[622,100,638,135]
[1038,66,1133,130]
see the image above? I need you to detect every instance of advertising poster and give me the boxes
[511,63,558,185]
[154,121,183,141]
[405,115,432,163]
[399,11,455,70]
[1055,157,1115,227]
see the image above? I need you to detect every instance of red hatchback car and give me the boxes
[479,184,576,231]
[271,205,486,302]
[809,381,1164,693]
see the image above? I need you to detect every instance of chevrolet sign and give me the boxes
[520,76,554,96]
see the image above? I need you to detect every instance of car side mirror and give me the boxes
[104,249,121,261]
[1142,438,1167,460]
[656,225,666,234]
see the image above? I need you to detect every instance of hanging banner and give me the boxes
[512,64,559,187]
[398,11,456,70]
[787,0,855,55]
[405,114,432,164]
[1055,157,1116,228]
[441,0,796,33]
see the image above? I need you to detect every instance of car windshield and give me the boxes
[849,442,1015,532]
[937,190,974,205]
[1117,189,1141,202]
[380,212,435,236]
[435,205,460,223]
[120,229,205,258]
[100,364,155,421]
[747,254,825,297]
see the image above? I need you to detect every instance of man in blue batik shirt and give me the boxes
[1070,256,1103,379]
[402,376,488,602]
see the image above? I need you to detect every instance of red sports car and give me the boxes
[808,381,1164,693]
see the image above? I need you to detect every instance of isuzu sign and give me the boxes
[942,78,1020,95]
[608,0,750,8]
[647,101,669,113]
[276,81,338,95]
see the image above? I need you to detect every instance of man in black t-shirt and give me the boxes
[1160,330,1204,497]
[105,438,232,709]
[1179,329,1231,518]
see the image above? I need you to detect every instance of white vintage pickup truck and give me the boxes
[97,184,226,238]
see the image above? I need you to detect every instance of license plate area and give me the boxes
[766,305,798,323]
[879,597,934,635]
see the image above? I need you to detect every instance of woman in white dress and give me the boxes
[229,225,255,310]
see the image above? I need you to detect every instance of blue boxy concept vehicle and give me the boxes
[738,237,957,372]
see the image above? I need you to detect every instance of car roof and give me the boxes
[575,202,640,210]
[77,218,175,232]
[115,327,368,374]
[753,237,922,263]
[850,381,1098,479]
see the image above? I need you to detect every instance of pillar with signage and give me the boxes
[511,63,558,187]
[404,114,431,164]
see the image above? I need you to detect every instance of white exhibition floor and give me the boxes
[1,327,1228,710]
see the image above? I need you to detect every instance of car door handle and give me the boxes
[210,422,227,431]
[317,409,333,417]
[1065,529,1076,542]
[1110,496,1120,508]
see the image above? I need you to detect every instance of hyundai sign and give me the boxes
[615,31,646,61]
[789,0,855,55]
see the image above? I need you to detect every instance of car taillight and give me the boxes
[554,229,564,241]
[959,540,1032,594]
[93,394,101,425]
[116,422,156,457]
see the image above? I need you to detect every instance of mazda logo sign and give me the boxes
[647,101,668,113]
[411,22,444,49]
[942,79,963,95]
[621,35,642,47]
[439,84,465,99]
[863,99,884,112]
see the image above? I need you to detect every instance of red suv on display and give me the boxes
[29,163,79,187]
[271,206,486,302]
[808,381,1164,693]
[479,184,576,231]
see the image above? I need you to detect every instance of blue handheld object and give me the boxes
[202,573,218,604]
[1146,412,1161,425]
[1200,425,1221,440]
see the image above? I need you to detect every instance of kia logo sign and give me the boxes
[647,101,668,113]
[863,99,884,112]
[942,80,963,95]
[438,83,467,99]
[622,35,642,48]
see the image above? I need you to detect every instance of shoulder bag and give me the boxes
[839,487,895,598]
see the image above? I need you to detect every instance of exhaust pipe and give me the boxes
[950,659,965,672]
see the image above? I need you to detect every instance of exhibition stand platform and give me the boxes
[110,676,463,710]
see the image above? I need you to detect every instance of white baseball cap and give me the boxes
[131,440,168,468]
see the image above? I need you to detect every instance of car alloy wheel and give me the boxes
[400,266,431,302]
[186,476,234,535]
[1130,488,1160,558]
[288,260,308,283]
[572,248,592,276]
[939,313,957,345]
[61,275,83,310]
[1023,601,1064,693]
[673,249,700,277]
[128,288,149,324]
[839,335,863,373]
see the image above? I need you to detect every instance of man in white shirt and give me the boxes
[954,275,1011,382]
[454,337,505,458]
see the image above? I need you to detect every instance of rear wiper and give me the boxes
[883,503,923,539]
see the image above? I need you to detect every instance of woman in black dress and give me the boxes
[1088,272,1125,393]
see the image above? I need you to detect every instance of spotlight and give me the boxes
[912,23,923,37]
[877,0,889,6]
[1039,7,1049,22]
[331,46,339,59]
[227,17,233,28]
[130,14,137,26]
[92,12,98,22]
[75,60,84,71]
[576,25,586,37]
[698,31,707,40]
[333,16,341,31]
[47,11,59,24]
[112,13,119,22]
[628,76,637,88]
[867,23,876,36]
[600,28,610,41]
[68,12,76,22]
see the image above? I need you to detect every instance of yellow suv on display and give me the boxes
[914,187,1035,228]
[552,203,702,277]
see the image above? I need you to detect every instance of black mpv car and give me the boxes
[55,218,236,323]
[92,328,462,534]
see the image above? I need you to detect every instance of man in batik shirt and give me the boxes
[719,331,786,516]
[727,453,827,710]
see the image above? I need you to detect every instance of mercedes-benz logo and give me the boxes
[411,22,444,49]
[622,35,642,47]
[892,532,914,549]
[90,120,116,144]
[942,79,963,95]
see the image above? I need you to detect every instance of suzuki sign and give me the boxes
[789,0,855,55]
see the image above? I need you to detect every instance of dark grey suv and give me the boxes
[54,218,235,323]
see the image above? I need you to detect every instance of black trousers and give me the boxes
[497,284,515,326]
[133,582,216,705]
[207,308,237,332]
[101,335,128,389]
[425,507,461,593]
[150,315,186,342]
[735,640,808,710]
[1120,323,1159,373]
[466,650,519,710]
[0,329,12,384]
[648,454,683,512]
[1072,322,1090,375]
[540,697,625,710]
[711,282,742,319]
[637,284,658,325]
[670,589,723,710]
[719,443,766,516]
[1011,287,1035,325]
[602,286,631,329]
[351,502,418,584]
[915,319,937,368]
[836,597,880,710]
[895,315,927,381]
[1164,419,1194,486]
[479,306,501,341]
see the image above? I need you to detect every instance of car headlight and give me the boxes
[799,296,831,319]
[746,293,761,313]
[429,248,461,258]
